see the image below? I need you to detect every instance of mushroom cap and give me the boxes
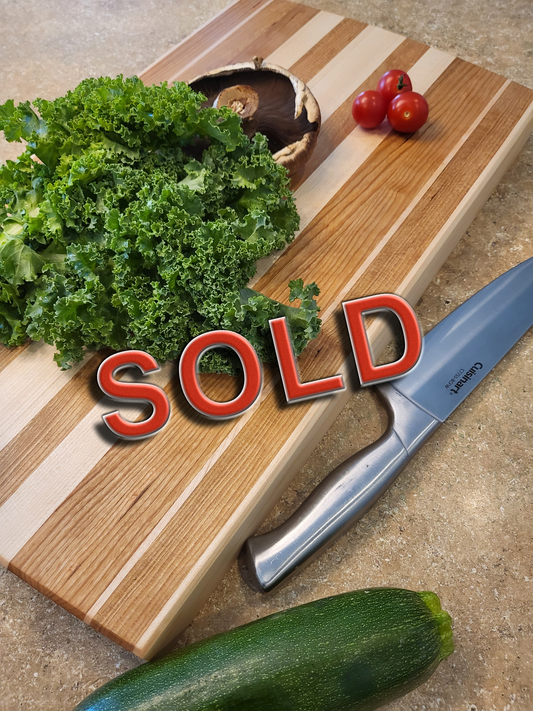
[188,57,321,178]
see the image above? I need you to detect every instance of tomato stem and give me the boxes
[397,74,406,91]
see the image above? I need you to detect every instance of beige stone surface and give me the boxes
[0,0,532,709]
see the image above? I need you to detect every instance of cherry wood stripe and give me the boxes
[371,83,533,300]
[0,4,318,464]
[0,363,175,566]
[254,61,506,313]
[2,0,532,658]
[266,11,346,70]
[250,42,444,285]
[0,13,426,611]
[0,343,88,452]
[139,0,274,84]
[169,0,319,82]
[321,79,512,324]
[0,340,31,373]
[8,372,258,610]
[230,2,323,68]
[288,17,367,84]
[294,37,429,183]
[308,26,404,124]
[87,67,532,654]
[8,34,462,652]
[0,353,108,508]
[250,41,453,287]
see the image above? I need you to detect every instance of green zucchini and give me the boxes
[75,587,453,711]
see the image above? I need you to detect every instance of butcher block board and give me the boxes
[1,0,532,660]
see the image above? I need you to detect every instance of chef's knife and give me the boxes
[241,257,533,593]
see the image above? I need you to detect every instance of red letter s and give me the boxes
[97,351,170,439]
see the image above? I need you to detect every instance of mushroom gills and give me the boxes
[191,70,318,155]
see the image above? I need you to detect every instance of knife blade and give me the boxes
[240,256,533,593]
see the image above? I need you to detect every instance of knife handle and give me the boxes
[240,384,441,593]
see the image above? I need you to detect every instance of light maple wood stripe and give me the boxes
[35,42,457,632]
[250,46,453,284]
[397,96,533,301]
[358,82,533,302]
[54,41,456,623]
[0,342,88,451]
[3,15,420,604]
[129,301,391,654]
[0,341,31,373]
[230,1,323,69]
[309,26,405,124]
[0,362,175,566]
[294,85,533,385]
[289,17,367,85]
[0,2,316,464]
[169,0,318,83]
[84,370,282,623]
[277,84,533,392]
[320,79,512,323]
[251,60,504,313]
[4,0,532,658]
[0,353,107,508]
[300,47,455,228]
[139,0,275,84]
[291,37,428,187]
[86,61,520,647]
[8,372,253,612]
[266,10,344,68]
[136,108,533,645]
[134,386,337,655]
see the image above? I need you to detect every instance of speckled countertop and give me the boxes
[0,1,532,709]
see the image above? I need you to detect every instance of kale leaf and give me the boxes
[0,76,320,372]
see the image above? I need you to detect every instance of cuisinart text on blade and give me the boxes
[241,257,533,593]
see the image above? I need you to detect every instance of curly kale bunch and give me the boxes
[0,75,320,372]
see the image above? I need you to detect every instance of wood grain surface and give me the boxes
[1,0,532,659]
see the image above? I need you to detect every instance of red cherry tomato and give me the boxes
[351,90,388,129]
[376,69,413,105]
[387,92,429,133]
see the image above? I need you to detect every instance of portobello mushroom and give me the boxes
[189,56,321,178]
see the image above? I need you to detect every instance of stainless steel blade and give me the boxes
[392,256,533,421]
[241,257,533,593]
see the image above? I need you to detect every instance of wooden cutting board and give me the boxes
[1,0,532,660]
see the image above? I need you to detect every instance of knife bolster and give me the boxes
[377,383,441,456]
